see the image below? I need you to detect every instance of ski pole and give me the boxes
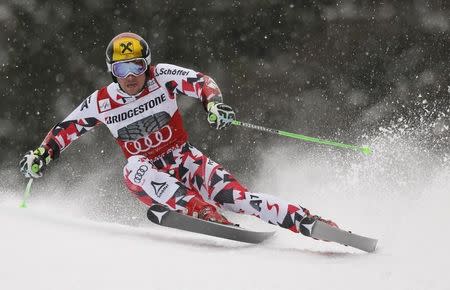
[232,120,372,156]
[20,178,34,208]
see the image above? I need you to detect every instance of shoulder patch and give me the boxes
[97,87,112,113]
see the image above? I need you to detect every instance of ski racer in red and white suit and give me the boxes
[19,32,336,237]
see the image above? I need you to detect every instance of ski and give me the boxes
[147,204,275,244]
[310,220,378,253]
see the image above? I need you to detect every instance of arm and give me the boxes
[154,63,235,129]
[154,63,223,110]
[42,93,101,160]
[20,92,102,178]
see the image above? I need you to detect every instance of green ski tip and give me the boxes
[360,146,373,156]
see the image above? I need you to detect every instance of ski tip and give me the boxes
[367,239,378,253]
[311,221,378,253]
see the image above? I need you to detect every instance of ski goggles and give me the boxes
[111,58,148,78]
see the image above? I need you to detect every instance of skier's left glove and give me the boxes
[19,147,52,179]
[207,102,235,130]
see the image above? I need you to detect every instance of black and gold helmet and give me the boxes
[105,32,151,73]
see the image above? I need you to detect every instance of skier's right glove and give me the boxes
[19,147,52,179]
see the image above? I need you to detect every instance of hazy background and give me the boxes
[0,0,449,221]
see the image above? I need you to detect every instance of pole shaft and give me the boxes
[232,120,371,155]
[20,178,33,208]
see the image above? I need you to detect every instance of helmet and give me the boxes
[105,32,151,73]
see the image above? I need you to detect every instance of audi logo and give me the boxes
[125,125,173,154]
[133,165,149,183]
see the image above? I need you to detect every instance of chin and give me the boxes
[128,89,140,95]
[125,85,144,96]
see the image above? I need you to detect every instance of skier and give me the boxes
[19,32,337,238]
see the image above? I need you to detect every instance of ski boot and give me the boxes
[299,208,338,239]
[197,205,232,225]
[185,195,232,225]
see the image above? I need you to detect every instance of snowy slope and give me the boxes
[2,138,449,290]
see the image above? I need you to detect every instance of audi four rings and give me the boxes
[124,125,173,154]
[133,165,149,183]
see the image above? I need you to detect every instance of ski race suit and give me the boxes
[41,63,314,235]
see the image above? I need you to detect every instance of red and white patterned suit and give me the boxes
[41,63,312,234]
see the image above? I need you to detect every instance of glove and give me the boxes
[207,102,236,130]
[19,147,52,179]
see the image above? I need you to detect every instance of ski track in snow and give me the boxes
[2,137,450,290]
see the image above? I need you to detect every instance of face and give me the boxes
[117,73,146,95]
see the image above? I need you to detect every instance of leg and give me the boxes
[207,170,337,235]
[153,144,335,235]
[123,155,230,224]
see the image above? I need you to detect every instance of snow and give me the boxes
[0,190,447,290]
[2,135,450,290]
[3,113,450,289]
